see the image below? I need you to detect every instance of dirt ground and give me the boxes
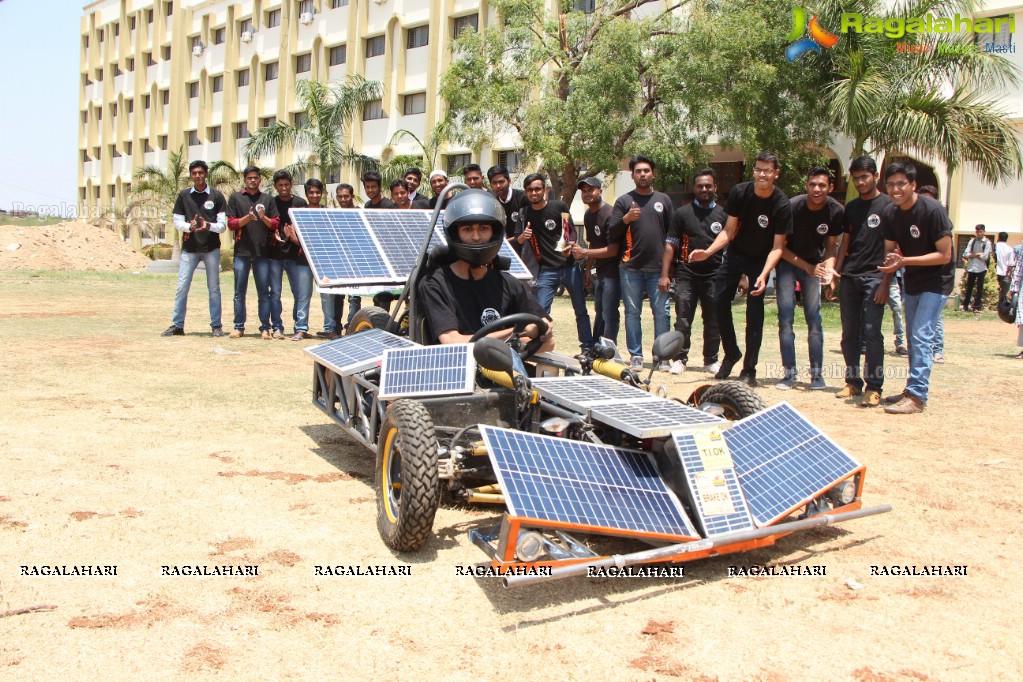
[1,267,1022,681]
[0,222,149,271]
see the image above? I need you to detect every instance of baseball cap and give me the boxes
[577,177,601,189]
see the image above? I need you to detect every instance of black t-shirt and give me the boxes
[841,193,892,278]
[173,187,227,253]
[787,195,845,264]
[520,200,575,269]
[365,198,397,209]
[411,196,431,210]
[724,182,792,259]
[583,202,618,279]
[417,266,546,341]
[880,195,953,295]
[270,195,308,260]
[608,190,673,273]
[668,202,727,277]
[496,188,528,242]
[228,190,280,258]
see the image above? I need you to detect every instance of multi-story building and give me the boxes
[79,0,1023,258]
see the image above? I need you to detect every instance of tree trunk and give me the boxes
[556,161,579,206]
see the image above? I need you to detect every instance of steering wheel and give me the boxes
[469,313,549,359]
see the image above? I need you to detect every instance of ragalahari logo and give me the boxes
[786,7,839,62]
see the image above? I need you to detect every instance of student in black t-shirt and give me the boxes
[227,165,281,339]
[417,190,553,350]
[774,167,844,391]
[488,165,527,243]
[162,159,228,337]
[317,183,361,339]
[389,179,413,209]
[658,168,725,374]
[362,171,397,209]
[404,168,430,208]
[834,156,893,407]
[267,170,311,340]
[428,170,449,209]
[514,173,593,350]
[607,155,674,370]
[571,177,620,345]
[877,162,953,414]
[690,151,792,386]
[917,185,954,365]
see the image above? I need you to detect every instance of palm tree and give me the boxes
[132,145,190,256]
[377,123,451,183]
[823,0,1023,188]
[208,161,274,196]
[244,76,382,181]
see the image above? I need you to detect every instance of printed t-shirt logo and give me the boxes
[593,225,601,236]
[654,202,664,213]
[710,221,723,234]
[757,215,770,228]
[511,211,519,222]
[816,223,829,235]
[544,219,557,230]
[867,214,881,229]
[909,225,921,239]
[480,308,500,326]
[204,200,215,211]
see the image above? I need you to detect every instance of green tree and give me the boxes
[377,123,450,186]
[132,145,190,255]
[244,76,383,181]
[822,0,1023,187]
[207,161,274,196]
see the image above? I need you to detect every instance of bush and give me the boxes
[142,243,174,260]
[220,247,233,272]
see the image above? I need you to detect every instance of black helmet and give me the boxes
[998,293,1018,324]
[443,190,506,267]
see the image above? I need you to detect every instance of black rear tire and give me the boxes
[348,305,393,334]
[700,381,766,421]
[375,400,440,551]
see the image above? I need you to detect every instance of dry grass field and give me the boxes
[1,268,1021,680]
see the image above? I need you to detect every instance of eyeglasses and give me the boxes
[752,168,775,175]
[885,181,911,190]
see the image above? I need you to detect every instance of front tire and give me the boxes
[348,305,393,334]
[699,381,766,421]
[375,400,440,551]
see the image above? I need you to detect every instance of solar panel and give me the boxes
[530,375,661,411]
[480,425,699,540]
[723,402,861,527]
[304,328,419,375]
[379,344,476,400]
[670,429,755,537]
[590,400,725,439]
[291,208,531,288]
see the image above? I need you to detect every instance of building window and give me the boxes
[96,108,102,121]
[447,154,472,175]
[143,94,151,109]
[454,14,478,35]
[162,45,171,60]
[166,2,173,17]
[296,53,312,73]
[213,27,226,44]
[573,0,596,12]
[125,142,132,155]
[294,112,309,128]
[265,62,279,81]
[93,146,101,159]
[159,135,168,150]
[240,18,253,35]
[190,35,203,50]
[266,9,281,28]
[98,28,104,42]
[331,0,348,7]
[188,81,199,98]
[147,9,154,23]
[83,35,89,48]
[126,58,134,71]
[210,75,222,93]
[236,122,250,139]
[111,145,121,158]
[94,187,101,199]
[110,103,117,117]
[161,90,169,105]
[499,150,524,173]
[95,68,103,81]
[145,52,155,66]
[143,138,153,152]
[299,0,314,14]
[261,116,277,128]
[329,45,347,66]
[82,150,90,162]
[83,74,91,87]
[407,25,429,49]
[113,64,123,76]
[237,68,250,86]
[362,99,384,120]
[127,100,134,114]
[366,35,385,58]
[81,111,88,124]
[130,16,136,30]
[208,126,222,143]
[114,23,120,37]
[188,130,200,146]
[402,92,426,115]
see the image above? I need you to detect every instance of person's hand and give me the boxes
[626,201,641,224]
[750,274,768,296]
[689,249,709,263]
[194,217,208,232]
[874,284,890,306]
[570,243,586,260]
[825,280,838,302]
[737,274,750,297]
[519,222,532,245]
[878,252,904,273]
[562,240,575,255]
[582,268,592,289]
[658,275,671,293]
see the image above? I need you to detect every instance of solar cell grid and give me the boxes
[480,425,699,539]
[590,400,725,439]
[303,329,419,375]
[530,375,661,410]
[671,431,755,537]
[723,402,860,527]
[378,344,476,399]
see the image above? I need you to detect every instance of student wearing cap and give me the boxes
[428,170,449,209]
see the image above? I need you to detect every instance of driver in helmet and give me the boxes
[417,190,555,350]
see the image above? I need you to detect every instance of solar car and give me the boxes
[292,189,889,585]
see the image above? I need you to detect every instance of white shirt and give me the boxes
[996,241,1016,276]
[962,237,991,274]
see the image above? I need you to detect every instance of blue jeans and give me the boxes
[266,259,288,332]
[283,260,313,333]
[320,294,362,333]
[536,264,594,349]
[887,277,905,347]
[620,267,669,359]
[233,256,273,331]
[933,299,947,354]
[776,260,823,379]
[592,275,621,346]
[903,291,945,403]
[172,249,221,329]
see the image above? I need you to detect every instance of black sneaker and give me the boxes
[211,327,224,337]
[161,325,184,337]
[714,355,741,380]
[737,370,758,388]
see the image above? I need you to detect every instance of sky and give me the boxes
[0,0,85,215]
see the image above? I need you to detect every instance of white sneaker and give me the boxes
[669,360,686,375]
[704,361,721,374]
[655,361,671,372]
[630,356,644,371]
